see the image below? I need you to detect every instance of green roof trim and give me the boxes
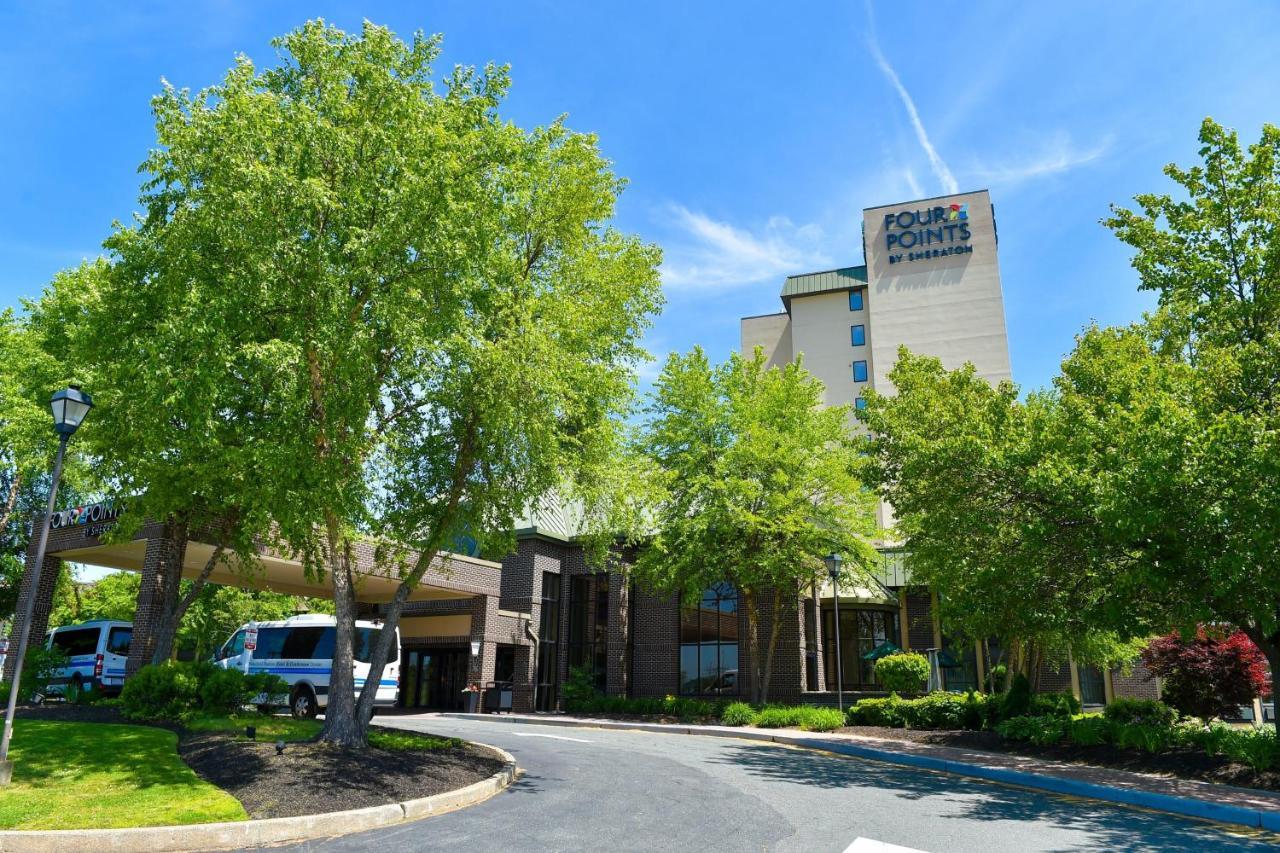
[780,265,867,309]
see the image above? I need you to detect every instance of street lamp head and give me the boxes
[49,386,93,437]
[824,552,843,582]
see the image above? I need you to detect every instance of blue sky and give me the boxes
[2,0,1278,399]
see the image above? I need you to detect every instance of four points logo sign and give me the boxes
[947,203,968,221]
[883,198,976,264]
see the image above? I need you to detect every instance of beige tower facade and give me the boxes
[741,189,1012,530]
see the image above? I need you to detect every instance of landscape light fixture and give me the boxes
[276,740,286,756]
[824,553,845,715]
[1,386,94,785]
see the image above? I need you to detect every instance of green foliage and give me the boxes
[1027,692,1082,718]
[753,705,845,732]
[1220,728,1280,771]
[719,701,758,727]
[1113,722,1174,754]
[873,652,930,694]
[367,728,463,752]
[562,666,599,708]
[564,693,724,721]
[19,644,68,702]
[1000,673,1032,720]
[1068,715,1112,747]
[848,691,994,731]
[997,715,1068,746]
[984,663,1008,693]
[120,662,286,721]
[1104,698,1179,728]
[633,346,879,703]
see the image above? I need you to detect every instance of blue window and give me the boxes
[851,324,866,346]
[853,361,868,382]
[849,289,864,311]
[855,397,868,411]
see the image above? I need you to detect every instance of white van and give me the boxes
[45,620,133,695]
[215,614,400,719]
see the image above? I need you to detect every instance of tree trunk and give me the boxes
[0,473,21,534]
[321,523,365,748]
[150,540,226,666]
[759,587,785,705]
[743,588,763,705]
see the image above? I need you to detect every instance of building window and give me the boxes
[851,324,866,346]
[535,571,561,711]
[852,360,868,382]
[855,397,867,411]
[849,289,864,311]
[679,582,739,696]
[821,607,898,687]
[568,574,609,691]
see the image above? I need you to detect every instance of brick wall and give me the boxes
[1112,659,1160,700]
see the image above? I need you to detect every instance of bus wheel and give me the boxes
[290,686,317,720]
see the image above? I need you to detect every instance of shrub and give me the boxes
[562,665,598,708]
[1067,715,1113,747]
[1028,692,1081,718]
[755,705,843,731]
[1221,727,1280,771]
[900,692,968,729]
[874,652,930,694]
[796,707,846,732]
[720,701,757,727]
[997,715,1067,746]
[848,695,907,728]
[1104,698,1178,728]
[1113,722,1174,753]
[18,645,68,702]
[984,663,1008,693]
[122,662,205,721]
[198,667,288,714]
[1141,627,1269,724]
[1000,673,1031,720]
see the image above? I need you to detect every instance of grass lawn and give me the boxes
[185,712,462,751]
[0,720,247,830]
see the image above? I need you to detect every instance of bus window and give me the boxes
[107,627,132,656]
[280,627,326,659]
[52,628,98,657]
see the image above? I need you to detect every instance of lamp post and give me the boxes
[1,386,93,785]
[824,553,844,715]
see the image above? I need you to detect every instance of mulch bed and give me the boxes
[179,734,507,819]
[836,724,1280,793]
[11,702,508,819]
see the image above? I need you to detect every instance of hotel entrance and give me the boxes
[399,647,469,710]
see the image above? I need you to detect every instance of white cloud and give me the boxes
[659,205,832,291]
[901,167,924,200]
[968,133,1113,187]
[865,3,958,196]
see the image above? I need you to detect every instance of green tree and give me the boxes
[1085,118,1280,724]
[858,349,1150,685]
[633,347,878,704]
[82,21,660,746]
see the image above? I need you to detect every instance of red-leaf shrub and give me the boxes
[1141,627,1270,723]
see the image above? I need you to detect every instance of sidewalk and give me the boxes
[438,711,1280,832]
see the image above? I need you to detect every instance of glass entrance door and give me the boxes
[400,648,469,710]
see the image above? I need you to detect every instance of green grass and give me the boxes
[185,712,322,742]
[367,726,463,751]
[0,720,247,830]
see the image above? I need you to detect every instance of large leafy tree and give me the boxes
[858,349,1150,685]
[88,21,660,746]
[634,347,878,703]
[1077,117,1280,719]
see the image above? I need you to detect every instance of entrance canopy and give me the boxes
[52,538,501,604]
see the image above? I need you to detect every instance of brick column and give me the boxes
[3,548,63,683]
[805,588,825,693]
[126,525,187,674]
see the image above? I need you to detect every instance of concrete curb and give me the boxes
[0,742,518,853]
[441,713,1280,833]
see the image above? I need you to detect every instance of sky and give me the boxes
[2,1,1277,395]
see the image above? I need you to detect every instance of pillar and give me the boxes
[1068,654,1082,702]
[126,525,187,675]
[3,549,63,683]
[606,572,629,697]
[897,589,910,650]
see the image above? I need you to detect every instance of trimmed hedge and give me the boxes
[847,691,994,730]
[565,693,724,720]
[1103,698,1178,727]
[874,652,930,694]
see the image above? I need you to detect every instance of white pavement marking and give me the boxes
[843,838,929,853]
[510,732,594,743]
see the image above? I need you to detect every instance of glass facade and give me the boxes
[535,571,561,711]
[821,607,898,688]
[679,582,740,695]
[568,574,609,690]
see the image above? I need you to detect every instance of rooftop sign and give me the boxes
[883,203,973,264]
